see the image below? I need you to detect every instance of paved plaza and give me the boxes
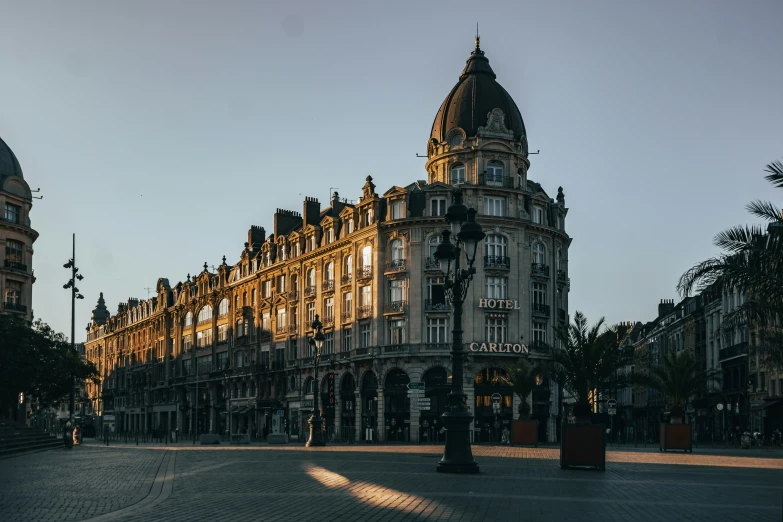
[1,441,782,522]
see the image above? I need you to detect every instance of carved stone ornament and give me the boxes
[477,108,514,140]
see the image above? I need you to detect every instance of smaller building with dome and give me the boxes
[0,136,38,321]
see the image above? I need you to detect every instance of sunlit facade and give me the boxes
[84,39,571,443]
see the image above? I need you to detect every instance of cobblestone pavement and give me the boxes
[1,441,781,522]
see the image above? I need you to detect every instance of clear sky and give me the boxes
[1,0,781,341]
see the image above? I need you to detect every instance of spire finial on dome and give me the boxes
[475,23,480,50]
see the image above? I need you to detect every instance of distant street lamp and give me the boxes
[306,315,326,447]
[434,189,485,474]
[63,233,85,422]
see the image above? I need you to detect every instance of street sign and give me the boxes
[417,406,431,411]
[607,399,617,407]
[491,393,502,402]
[407,382,425,390]
[413,399,431,405]
[716,403,724,411]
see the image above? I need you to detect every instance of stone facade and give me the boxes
[0,136,37,322]
[83,40,572,444]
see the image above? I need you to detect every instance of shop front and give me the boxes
[361,371,378,442]
[384,369,410,442]
[419,367,449,444]
[340,373,356,442]
[473,367,513,443]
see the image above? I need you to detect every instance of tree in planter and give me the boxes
[635,350,717,424]
[505,356,538,420]
[547,311,628,422]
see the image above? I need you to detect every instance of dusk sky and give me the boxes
[2,0,781,341]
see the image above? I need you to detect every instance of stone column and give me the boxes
[376,388,384,442]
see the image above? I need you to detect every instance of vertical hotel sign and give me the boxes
[327,373,336,412]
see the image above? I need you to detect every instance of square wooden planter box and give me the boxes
[512,420,538,447]
[560,422,605,471]
[660,423,692,452]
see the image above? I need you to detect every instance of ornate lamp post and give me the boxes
[63,233,85,422]
[434,189,485,474]
[306,314,326,447]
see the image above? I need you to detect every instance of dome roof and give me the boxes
[430,40,526,143]
[0,136,23,180]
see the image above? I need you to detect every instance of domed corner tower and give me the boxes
[0,135,39,322]
[426,36,530,189]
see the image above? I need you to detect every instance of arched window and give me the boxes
[390,239,404,261]
[484,235,507,258]
[532,243,546,265]
[345,255,353,277]
[325,262,334,282]
[197,305,212,324]
[450,163,465,185]
[304,377,314,395]
[362,245,372,267]
[486,160,504,185]
[307,268,316,287]
[184,312,193,327]
[291,274,299,292]
[428,235,442,260]
[218,298,229,317]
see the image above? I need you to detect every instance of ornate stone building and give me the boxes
[84,38,572,443]
[0,136,37,322]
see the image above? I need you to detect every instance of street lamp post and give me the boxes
[63,233,85,422]
[306,315,326,447]
[433,189,485,474]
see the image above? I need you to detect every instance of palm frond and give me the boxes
[764,159,783,189]
[713,225,766,253]
[746,200,783,223]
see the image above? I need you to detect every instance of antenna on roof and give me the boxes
[32,187,43,200]
[416,153,427,158]
[144,287,153,299]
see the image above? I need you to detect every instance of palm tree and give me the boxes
[678,159,783,369]
[635,350,718,424]
[547,311,627,421]
[504,356,537,420]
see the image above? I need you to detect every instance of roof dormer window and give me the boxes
[391,201,404,220]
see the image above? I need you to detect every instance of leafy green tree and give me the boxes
[0,315,98,421]
[504,356,538,420]
[678,159,783,369]
[546,311,628,421]
[634,350,718,424]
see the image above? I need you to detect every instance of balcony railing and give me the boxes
[341,311,352,323]
[357,265,373,280]
[259,329,272,340]
[478,173,514,189]
[288,324,298,335]
[484,255,510,270]
[276,323,288,334]
[385,259,406,272]
[3,259,27,272]
[425,257,441,270]
[385,300,407,314]
[304,285,316,298]
[358,305,373,319]
[425,299,450,311]
[322,280,335,292]
[322,316,335,328]
[196,318,211,326]
[341,274,352,285]
[531,263,550,277]
[287,290,299,301]
[556,270,567,284]
[532,303,551,318]
[719,342,748,362]
[4,301,26,313]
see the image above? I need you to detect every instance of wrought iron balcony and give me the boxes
[556,270,567,285]
[532,303,551,318]
[558,308,567,323]
[287,324,298,335]
[719,342,748,362]
[322,280,335,292]
[259,329,272,340]
[287,290,299,301]
[276,323,288,334]
[424,299,450,311]
[341,311,352,323]
[3,259,27,272]
[357,305,373,319]
[357,265,373,280]
[385,300,407,314]
[385,259,406,273]
[425,257,441,270]
[484,255,510,270]
[341,274,352,285]
[304,285,317,298]
[322,316,335,328]
[478,173,514,188]
[4,301,26,313]
[531,263,550,277]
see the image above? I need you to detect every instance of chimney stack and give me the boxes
[274,208,302,237]
[303,197,321,227]
[247,226,266,251]
[658,299,675,318]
